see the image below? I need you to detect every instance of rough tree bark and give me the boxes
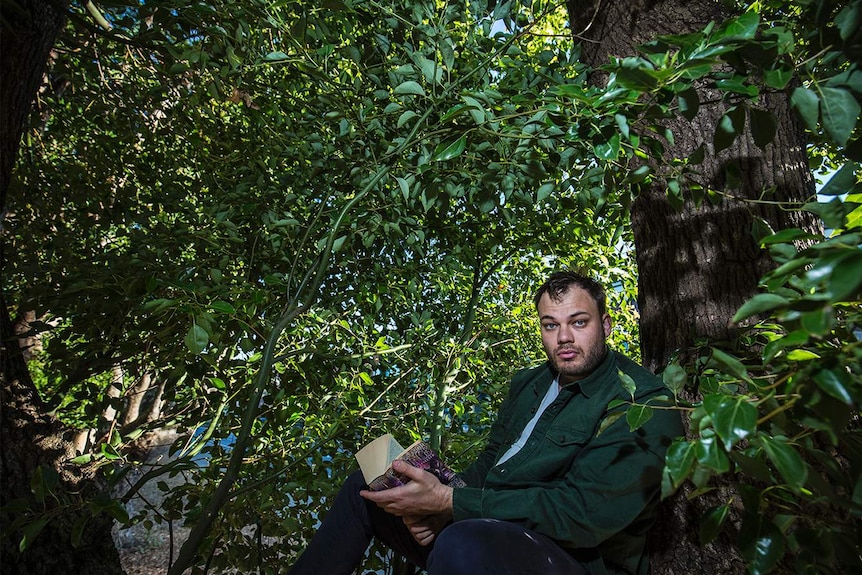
[566,0,821,573]
[1,1,126,573]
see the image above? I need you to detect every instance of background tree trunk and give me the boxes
[1,298,125,574]
[1,1,125,573]
[566,0,821,573]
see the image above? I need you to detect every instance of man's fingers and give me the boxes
[416,532,435,546]
[391,459,431,482]
[406,522,436,546]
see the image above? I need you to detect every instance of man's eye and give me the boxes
[574,320,586,327]
[543,323,557,330]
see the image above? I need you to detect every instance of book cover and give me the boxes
[355,433,467,491]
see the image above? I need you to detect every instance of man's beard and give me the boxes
[551,339,608,383]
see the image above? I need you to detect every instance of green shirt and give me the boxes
[453,350,683,575]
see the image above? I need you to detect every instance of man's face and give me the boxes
[537,286,612,385]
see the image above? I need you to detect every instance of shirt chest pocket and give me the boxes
[519,427,591,481]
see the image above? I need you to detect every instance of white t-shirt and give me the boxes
[495,377,560,466]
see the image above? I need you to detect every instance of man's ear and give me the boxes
[602,314,612,338]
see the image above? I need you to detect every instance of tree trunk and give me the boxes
[1,297,125,574]
[566,1,820,573]
[0,0,67,201]
[1,1,125,573]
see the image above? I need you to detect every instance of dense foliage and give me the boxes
[3,0,860,573]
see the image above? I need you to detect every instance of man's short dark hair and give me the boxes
[533,271,607,317]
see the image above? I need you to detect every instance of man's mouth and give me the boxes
[556,348,579,360]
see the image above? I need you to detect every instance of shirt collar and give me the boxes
[555,348,616,398]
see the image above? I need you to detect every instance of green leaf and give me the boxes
[716,11,759,41]
[820,87,861,146]
[105,500,130,524]
[790,87,819,132]
[677,87,700,120]
[759,227,816,246]
[760,435,808,491]
[818,162,859,196]
[397,110,419,128]
[618,369,636,399]
[764,66,792,90]
[394,81,425,97]
[414,53,441,85]
[733,293,789,323]
[662,362,687,396]
[836,2,862,41]
[708,348,751,384]
[536,182,554,202]
[730,451,774,483]
[667,178,683,211]
[594,133,621,160]
[396,176,411,202]
[750,216,774,243]
[19,517,49,552]
[715,77,758,98]
[813,368,853,405]
[738,514,784,575]
[700,504,730,545]
[846,204,862,229]
[626,404,654,431]
[762,329,809,362]
[804,198,848,230]
[185,322,209,355]
[714,106,745,153]
[210,300,235,314]
[827,67,862,93]
[431,135,467,162]
[614,114,630,139]
[597,411,625,436]
[749,108,776,150]
[331,235,347,252]
[615,57,659,91]
[695,432,730,473]
[785,348,820,361]
[626,165,651,184]
[830,251,862,300]
[263,51,289,62]
[462,95,488,125]
[666,438,697,487]
[440,103,471,123]
[708,395,757,451]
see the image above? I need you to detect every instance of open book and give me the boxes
[355,433,467,491]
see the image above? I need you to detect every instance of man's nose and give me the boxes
[557,325,574,344]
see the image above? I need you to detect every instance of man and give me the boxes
[289,271,683,575]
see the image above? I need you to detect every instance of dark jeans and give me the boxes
[288,470,588,575]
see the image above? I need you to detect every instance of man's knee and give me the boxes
[426,519,587,575]
[426,519,499,574]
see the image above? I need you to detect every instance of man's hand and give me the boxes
[402,514,451,546]
[360,460,454,519]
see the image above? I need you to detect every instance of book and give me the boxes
[355,433,467,491]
